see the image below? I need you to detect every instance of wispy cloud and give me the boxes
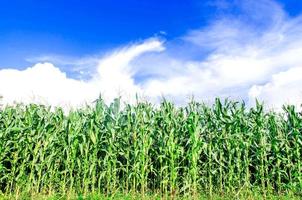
[140,0,302,107]
[1,0,302,109]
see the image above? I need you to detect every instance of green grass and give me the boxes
[0,191,301,200]
[0,97,302,199]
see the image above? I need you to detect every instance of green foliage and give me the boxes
[0,98,302,198]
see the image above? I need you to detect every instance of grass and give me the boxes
[0,97,302,199]
[0,191,301,200]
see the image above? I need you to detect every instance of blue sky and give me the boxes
[1,0,302,109]
[0,0,207,68]
[1,0,300,68]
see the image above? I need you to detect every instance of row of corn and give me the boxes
[0,98,302,197]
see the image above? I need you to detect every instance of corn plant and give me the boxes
[0,98,302,198]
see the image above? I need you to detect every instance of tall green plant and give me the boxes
[1,98,302,198]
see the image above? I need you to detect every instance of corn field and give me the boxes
[0,98,302,198]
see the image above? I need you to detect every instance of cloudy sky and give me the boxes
[1,0,302,109]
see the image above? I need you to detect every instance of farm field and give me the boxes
[1,98,302,199]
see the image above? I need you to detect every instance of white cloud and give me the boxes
[1,0,302,110]
[140,0,302,107]
[91,38,164,103]
[248,67,302,109]
[0,39,164,109]
[0,63,94,108]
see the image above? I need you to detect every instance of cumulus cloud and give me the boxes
[0,63,94,108]
[1,0,302,109]
[249,67,302,109]
[0,39,164,108]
